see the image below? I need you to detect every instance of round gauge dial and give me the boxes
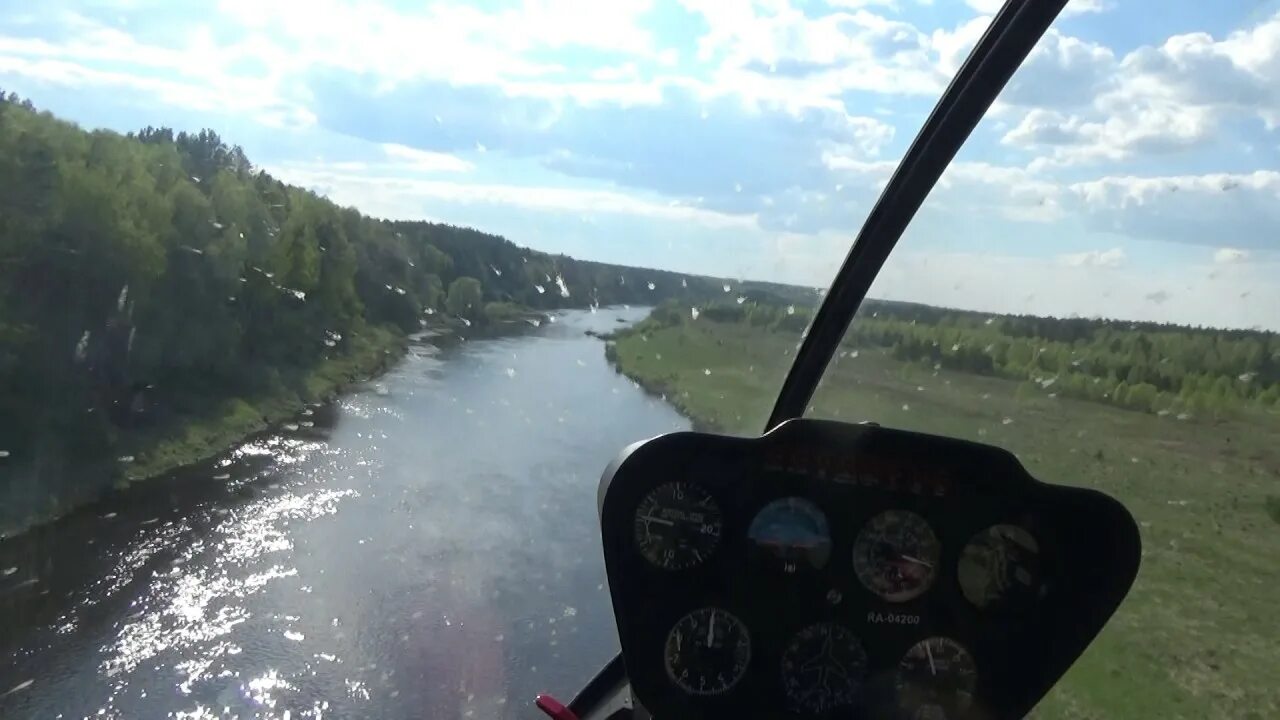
[633,482,723,570]
[852,510,940,602]
[748,497,832,572]
[958,524,1043,611]
[664,607,752,695]
[780,623,869,713]
[962,525,1039,607]
[897,637,977,717]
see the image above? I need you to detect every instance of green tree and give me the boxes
[446,276,483,320]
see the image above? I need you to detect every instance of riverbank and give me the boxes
[119,324,411,483]
[0,307,563,539]
[0,324,410,539]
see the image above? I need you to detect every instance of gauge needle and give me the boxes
[640,515,675,526]
[707,611,716,646]
[926,641,937,676]
[900,554,934,568]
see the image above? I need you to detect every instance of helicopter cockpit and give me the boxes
[551,1,1145,718]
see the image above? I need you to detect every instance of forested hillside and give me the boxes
[0,92,780,532]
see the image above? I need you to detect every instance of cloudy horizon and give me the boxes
[2,0,1277,330]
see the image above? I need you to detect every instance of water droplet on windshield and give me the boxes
[0,450,8,458]
[722,283,731,293]
[535,285,546,294]
[648,281,656,291]
[190,176,201,183]
[2,567,16,576]
[394,287,406,296]
[285,288,306,301]
[2,679,33,697]
[736,296,746,304]
[681,278,688,288]
[117,285,129,311]
[1001,417,1014,426]
[786,305,795,315]
[703,368,712,376]
[461,318,471,327]
[850,350,859,358]
[505,368,516,378]
[902,404,910,411]
[690,307,700,320]
[210,220,223,230]
[74,330,90,361]
[556,274,571,297]
[283,630,304,642]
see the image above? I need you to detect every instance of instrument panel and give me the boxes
[598,419,1140,720]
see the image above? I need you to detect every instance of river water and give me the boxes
[0,307,688,719]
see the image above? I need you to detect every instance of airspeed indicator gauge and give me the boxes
[852,510,940,602]
[634,482,722,569]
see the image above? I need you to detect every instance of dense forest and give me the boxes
[641,298,1280,419]
[0,93,800,532]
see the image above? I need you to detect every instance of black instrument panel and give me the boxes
[597,419,1140,720]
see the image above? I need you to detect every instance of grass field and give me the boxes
[610,318,1280,720]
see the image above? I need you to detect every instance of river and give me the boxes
[0,307,689,719]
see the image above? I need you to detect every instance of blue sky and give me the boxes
[2,0,1278,329]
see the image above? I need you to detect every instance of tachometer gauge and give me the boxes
[852,510,940,602]
[748,497,832,572]
[780,623,868,713]
[896,637,977,718]
[958,524,1043,611]
[664,607,751,695]
[634,482,722,569]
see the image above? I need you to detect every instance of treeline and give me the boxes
[0,92,764,517]
[642,297,1280,418]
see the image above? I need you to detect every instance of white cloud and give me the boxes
[1070,171,1280,248]
[380,144,473,173]
[1214,248,1250,264]
[1063,0,1106,16]
[270,163,760,231]
[930,15,990,76]
[681,0,946,99]
[1000,12,1280,165]
[968,0,1105,17]
[964,0,1002,11]
[1056,247,1127,267]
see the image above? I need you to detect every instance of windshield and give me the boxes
[804,4,1280,719]
[2,1,1275,719]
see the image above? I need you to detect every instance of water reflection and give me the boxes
[0,308,686,719]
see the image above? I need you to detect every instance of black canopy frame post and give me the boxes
[765,0,1068,431]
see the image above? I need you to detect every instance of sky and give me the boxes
[1,0,1278,330]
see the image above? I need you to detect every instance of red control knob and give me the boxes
[535,693,581,720]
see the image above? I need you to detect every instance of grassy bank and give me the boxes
[0,324,409,538]
[610,317,1280,720]
[120,324,408,482]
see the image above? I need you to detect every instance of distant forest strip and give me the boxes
[0,92,807,528]
[639,299,1280,418]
